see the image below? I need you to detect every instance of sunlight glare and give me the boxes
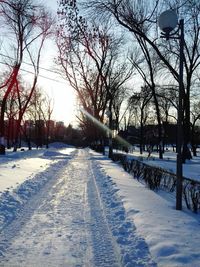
[80,108,131,148]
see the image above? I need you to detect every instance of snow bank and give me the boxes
[0,147,75,232]
[49,142,74,149]
[0,159,67,232]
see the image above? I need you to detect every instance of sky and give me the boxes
[36,40,78,127]
[36,0,78,127]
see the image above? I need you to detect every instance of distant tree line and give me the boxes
[2,84,83,150]
[4,117,82,150]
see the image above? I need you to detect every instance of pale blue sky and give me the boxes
[37,0,78,126]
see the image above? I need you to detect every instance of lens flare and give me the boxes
[80,108,132,149]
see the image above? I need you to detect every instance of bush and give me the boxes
[111,153,200,213]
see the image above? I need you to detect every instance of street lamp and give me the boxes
[158,9,184,210]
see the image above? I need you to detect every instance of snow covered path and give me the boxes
[0,149,155,267]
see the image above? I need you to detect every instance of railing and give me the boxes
[111,153,200,213]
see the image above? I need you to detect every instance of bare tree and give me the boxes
[31,88,54,149]
[129,35,164,158]
[57,0,133,155]
[0,0,53,154]
[129,86,152,154]
[83,0,200,161]
[190,100,200,156]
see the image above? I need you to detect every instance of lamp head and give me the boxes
[158,9,178,35]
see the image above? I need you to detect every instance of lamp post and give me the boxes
[158,10,184,210]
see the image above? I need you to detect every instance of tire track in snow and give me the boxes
[89,156,157,267]
[0,148,156,266]
[87,160,121,267]
[0,149,122,267]
[0,158,70,257]
[0,149,91,267]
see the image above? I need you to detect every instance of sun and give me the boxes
[51,83,77,126]
[39,76,78,126]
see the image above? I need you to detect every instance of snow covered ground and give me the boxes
[0,144,199,266]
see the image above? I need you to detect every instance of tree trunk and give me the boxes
[182,89,192,162]
[152,85,163,159]
[140,109,144,155]
[0,98,7,155]
[108,99,113,159]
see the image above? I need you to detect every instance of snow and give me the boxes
[0,157,51,193]
[0,144,75,194]
[97,155,200,266]
[0,145,199,266]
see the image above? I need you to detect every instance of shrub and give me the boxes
[111,153,200,213]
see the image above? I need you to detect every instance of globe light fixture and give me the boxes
[158,10,184,211]
[158,10,178,39]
